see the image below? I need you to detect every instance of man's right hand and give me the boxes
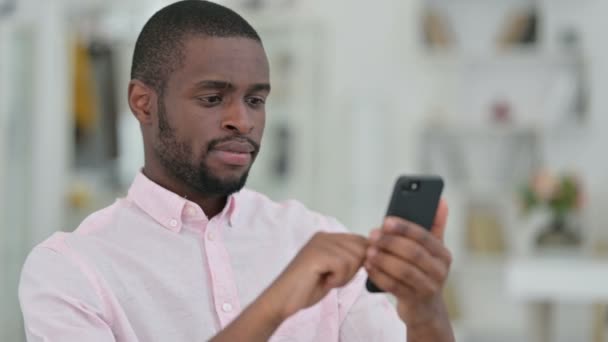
[210,232,369,342]
[265,232,369,320]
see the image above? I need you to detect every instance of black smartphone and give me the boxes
[366,175,444,293]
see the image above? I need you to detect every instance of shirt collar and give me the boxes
[127,172,241,233]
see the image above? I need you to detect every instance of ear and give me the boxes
[128,79,158,126]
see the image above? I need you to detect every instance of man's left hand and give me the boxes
[364,198,453,330]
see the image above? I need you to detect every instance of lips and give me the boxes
[210,140,255,166]
[212,140,256,154]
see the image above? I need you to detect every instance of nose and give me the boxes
[221,101,253,134]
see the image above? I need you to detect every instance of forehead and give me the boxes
[169,36,270,90]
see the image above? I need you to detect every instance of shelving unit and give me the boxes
[419,0,597,340]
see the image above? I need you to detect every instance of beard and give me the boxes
[152,99,258,197]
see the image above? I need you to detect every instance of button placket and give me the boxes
[203,220,242,327]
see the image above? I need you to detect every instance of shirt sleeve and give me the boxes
[319,216,406,341]
[337,269,406,341]
[19,239,115,342]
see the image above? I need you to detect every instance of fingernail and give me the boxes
[369,229,381,242]
[384,217,395,229]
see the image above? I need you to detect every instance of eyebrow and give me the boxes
[193,80,233,91]
[249,83,271,93]
[193,80,271,93]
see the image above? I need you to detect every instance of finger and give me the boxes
[382,217,452,264]
[368,228,381,242]
[364,259,414,299]
[332,233,369,260]
[333,232,369,246]
[318,247,349,288]
[313,232,367,262]
[431,198,449,241]
[367,249,440,298]
[321,237,367,279]
[322,247,362,288]
[372,234,448,282]
[320,235,367,277]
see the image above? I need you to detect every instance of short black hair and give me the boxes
[131,0,262,93]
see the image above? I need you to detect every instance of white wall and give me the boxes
[542,0,608,187]
[0,17,13,342]
[0,1,71,340]
[285,0,429,232]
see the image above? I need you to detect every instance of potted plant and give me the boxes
[520,169,585,247]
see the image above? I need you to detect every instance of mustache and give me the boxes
[207,136,260,154]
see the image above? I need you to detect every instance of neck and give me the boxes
[142,164,227,219]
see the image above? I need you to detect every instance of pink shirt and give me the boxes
[19,172,405,341]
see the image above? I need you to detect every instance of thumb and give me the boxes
[430,198,449,242]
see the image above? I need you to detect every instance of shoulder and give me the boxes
[21,233,71,276]
[19,232,113,329]
[20,232,96,284]
[73,198,134,236]
[19,232,103,301]
[20,199,133,290]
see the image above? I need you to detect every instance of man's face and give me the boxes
[153,36,270,196]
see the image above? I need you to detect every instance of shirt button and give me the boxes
[169,219,178,227]
[222,303,233,312]
[207,232,215,241]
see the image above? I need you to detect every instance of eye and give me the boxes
[246,96,266,107]
[197,95,223,106]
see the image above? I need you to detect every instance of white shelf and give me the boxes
[424,122,588,140]
[507,256,608,302]
[422,48,578,68]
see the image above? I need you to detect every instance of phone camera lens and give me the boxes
[409,182,420,191]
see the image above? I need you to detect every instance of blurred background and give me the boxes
[2,0,608,341]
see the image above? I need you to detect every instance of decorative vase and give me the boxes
[536,213,581,247]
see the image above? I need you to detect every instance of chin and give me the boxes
[206,168,249,188]
[221,172,249,188]
[213,162,252,177]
